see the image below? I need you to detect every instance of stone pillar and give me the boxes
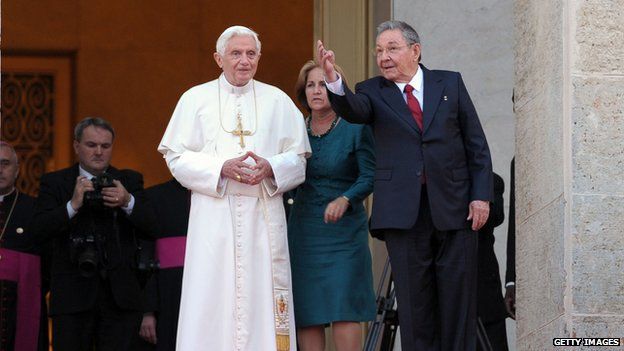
[515,0,624,348]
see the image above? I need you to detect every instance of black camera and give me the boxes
[83,172,115,209]
[70,233,100,277]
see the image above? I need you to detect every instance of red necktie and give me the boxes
[404,85,426,184]
[404,84,423,132]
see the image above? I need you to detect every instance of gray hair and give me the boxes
[0,142,18,164]
[376,20,421,46]
[216,26,261,55]
[74,117,115,141]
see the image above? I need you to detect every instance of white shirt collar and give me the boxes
[79,165,105,180]
[219,73,254,95]
[394,66,423,94]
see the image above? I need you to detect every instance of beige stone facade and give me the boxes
[515,0,624,349]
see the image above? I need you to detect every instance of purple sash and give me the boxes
[0,248,41,351]
[155,236,186,269]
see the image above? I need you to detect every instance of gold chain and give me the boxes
[0,190,20,243]
[218,77,258,136]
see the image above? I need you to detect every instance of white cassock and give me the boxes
[158,74,311,351]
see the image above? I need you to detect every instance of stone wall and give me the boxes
[567,0,624,344]
[515,0,624,349]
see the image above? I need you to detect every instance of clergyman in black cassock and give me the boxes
[0,190,49,351]
[0,142,49,351]
[139,178,190,351]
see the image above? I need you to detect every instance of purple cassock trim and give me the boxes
[156,236,187,269]
[0,248,41,351]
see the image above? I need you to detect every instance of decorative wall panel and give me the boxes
[1,73,55,196]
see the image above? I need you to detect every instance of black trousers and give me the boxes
[478,318,509,351]
[385,190,478,351]
[52,278,142,351]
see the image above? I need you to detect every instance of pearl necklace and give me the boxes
[307,115,339,138]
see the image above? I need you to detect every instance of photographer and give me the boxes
[33,117,155,351]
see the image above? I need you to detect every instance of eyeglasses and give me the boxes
[373,44,412,57]
[227,50,259,61]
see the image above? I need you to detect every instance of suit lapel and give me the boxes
[379,78,421,134]
[106,166,120,180]
[62,164,81,199]
[422,65,444,134]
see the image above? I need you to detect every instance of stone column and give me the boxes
[515,0,624,348]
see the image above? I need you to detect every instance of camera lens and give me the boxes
[77,249,99,278]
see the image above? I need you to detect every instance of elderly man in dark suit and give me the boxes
[33,117,155,351]
[317,20,493,351]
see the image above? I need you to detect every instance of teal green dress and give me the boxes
[287,117,376,327]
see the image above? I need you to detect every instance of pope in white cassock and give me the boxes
[158,26,311,351]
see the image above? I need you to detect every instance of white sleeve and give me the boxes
[261,92,311,196]
[158,89,227,198]
[325,73,345,96]
[66,201,77,219]
[264,153,307,196]
[120,194,135,215]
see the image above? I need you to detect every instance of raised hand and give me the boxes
[316,40,338,82]
[221,153,255,183]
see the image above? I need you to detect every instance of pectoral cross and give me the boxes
[232,113,252,148]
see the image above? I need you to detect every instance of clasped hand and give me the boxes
[221,151,274,185]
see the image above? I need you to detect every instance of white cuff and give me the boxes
[66,201,77,219]
[121,194,135,215]
[505,281,515,288]
[325,74,345,96]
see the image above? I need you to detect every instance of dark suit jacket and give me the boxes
[328,64,493,234]
[477,173,507,323]
[33,164,155,315]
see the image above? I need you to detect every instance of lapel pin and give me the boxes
[443,96,448,101]
[16,227,24,234]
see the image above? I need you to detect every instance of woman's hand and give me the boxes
[324,196,349,223]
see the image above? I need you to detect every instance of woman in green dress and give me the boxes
[288,61,376,351]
